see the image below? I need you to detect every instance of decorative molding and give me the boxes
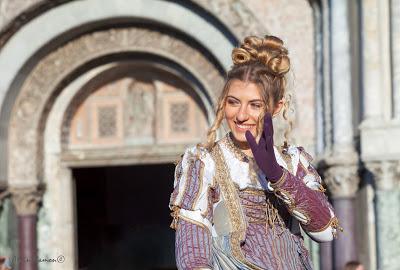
[9,185,44,215]
[366,161,400,191]
[0,0,267,50]
[190,0,267,40]
[8,27,224,184]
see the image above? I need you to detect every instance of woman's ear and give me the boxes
[273,99,285,116]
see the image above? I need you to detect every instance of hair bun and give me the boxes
[232,48,251,65]
[268,55,290,76]
[231,35,290,77]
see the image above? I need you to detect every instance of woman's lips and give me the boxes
[235,122,255,132]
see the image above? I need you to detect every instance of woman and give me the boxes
[169,35,341,270]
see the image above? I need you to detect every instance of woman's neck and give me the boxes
[230,133,254,157]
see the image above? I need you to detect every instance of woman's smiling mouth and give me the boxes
[235,122,256,131]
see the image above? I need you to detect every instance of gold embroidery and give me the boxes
[225,132,253,162]
[238,187,266,196]
[210,143,263,270]
[270,169,288,188]
[289,208,311,225]
[178,214,212,234]
[307,216,344,238]
[170,206,180,230]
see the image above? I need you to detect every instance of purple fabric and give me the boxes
[242,224,312,270]
[245,114,283,182]
[182,159,203,209]
[175,219,213,269]
[171,139,317,269]
[174,189,314,270]
[239,191,313,270]
[271,166,334,232]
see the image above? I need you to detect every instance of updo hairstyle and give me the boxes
[204,35,292,150]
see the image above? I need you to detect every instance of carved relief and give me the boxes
[125,79,155,138]
[156,82,208,144]
[98,106,117,137]
[170,102,189,133]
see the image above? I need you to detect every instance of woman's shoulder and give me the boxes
[274,144,315,173]
[275,144,314,160]
[177,144,215,168]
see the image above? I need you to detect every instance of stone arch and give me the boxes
[36,55,217,269]
[0,0,269,182]
[0,0,267,49]
[7,27,224,186]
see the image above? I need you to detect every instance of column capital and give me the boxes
[366,161,400,191]
[323,164,360,199]
[9,185,44,215]
[0,190,10,208]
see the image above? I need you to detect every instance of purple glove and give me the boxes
[245,113,283,182]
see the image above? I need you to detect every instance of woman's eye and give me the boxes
[227,99,239,106]
[251,103,262,109]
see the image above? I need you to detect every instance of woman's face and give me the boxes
[224,79,265,144]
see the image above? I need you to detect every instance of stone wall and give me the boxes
[244,0,316,151]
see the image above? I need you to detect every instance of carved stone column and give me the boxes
[9,186,43,270]
[327,0,360,269]
[323,155,360,270]
[392,0,400,119]
[367,161,400,270]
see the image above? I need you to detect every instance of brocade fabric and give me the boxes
[169,133,339,269]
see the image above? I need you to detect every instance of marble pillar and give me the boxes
[361,0,385,122]
[330,0,354,153]
[392,0,400,119]
[319,242,332,270]
[367,161,400,270]
[328,1,360,269]
[324,163,359,270]
[10,186,43,270]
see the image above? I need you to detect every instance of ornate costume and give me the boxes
[169,133,340,270]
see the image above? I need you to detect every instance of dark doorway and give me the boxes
[73,163,177,270]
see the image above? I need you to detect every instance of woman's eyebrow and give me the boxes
[227,96,264,103]
[226,95,240,101]
[249,99,264,103]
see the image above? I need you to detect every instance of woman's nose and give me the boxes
[236,105,249,122]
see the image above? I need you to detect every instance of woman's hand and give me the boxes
[245,113,283,182]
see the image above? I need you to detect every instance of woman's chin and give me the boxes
[231,131,251,144]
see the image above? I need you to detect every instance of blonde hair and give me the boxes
[204,35,292,150]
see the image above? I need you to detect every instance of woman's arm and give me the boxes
[169,147,215,269]
[175,218,213,269]
[269,150,341,242]
[246,114,341,242]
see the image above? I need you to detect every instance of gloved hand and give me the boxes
[245,113,283,182]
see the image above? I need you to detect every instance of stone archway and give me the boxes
[8,27,224,186]
[7,26,224,270]
[1,0,265,183]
